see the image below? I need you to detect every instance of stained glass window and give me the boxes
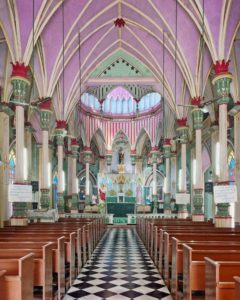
[228,150,235,183]
[9,148,16,184]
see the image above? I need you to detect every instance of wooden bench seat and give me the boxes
[162,231,240,278]
[234,276,240,300]
[0,243,53,300]
[171,239,240,299]
[0,253,34,300]
[183,245,240,300]
[0,235,65,300]
[205,258,240,300]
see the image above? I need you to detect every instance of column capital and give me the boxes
[39,99,53,131]
[83,146,92,164]
[191,108,204,130]
[130,149,137,165]
[176,118,188,143]
[163,138,172,158]
[106,150,112,166]
[151,146,159,164]
[0,102,14,116]
[71,138,79,157]
[229,102,240,116]
[10,62,30,106]
[212,60,232,105]
[55,120,67,145]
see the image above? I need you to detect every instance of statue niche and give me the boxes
[118,148,124,165]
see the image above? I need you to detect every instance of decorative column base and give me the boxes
[178,204,188,219]
[85,195,90,206]
[57,193,65,215]
[192,214,204,222]
[152,195,158,214]
[215,203,232,227]
[71,194,79,213]
[215,216,232,228]
[40,189,50,209]
[164,193,171,215]
[192,188,204,221]
[12,203,28,218]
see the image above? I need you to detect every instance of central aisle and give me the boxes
[64,228,172,300]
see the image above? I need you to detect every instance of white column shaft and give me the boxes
[195,129,203,188]
[0,112,10,225]
[86,162,90,195]
[181,143,187,192]
[15,106,24,182]
[165,158,170,193]
[153,163,157,195]
[72,158,77,194]
[58,145,63,193]
[42,130,49,188]
[234,113,240,222]
[26,129,32,182]
[171,156,177,197]
[219,104,228,181]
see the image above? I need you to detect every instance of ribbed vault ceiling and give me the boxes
[0,0,240,135]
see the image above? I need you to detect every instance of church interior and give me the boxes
[0,0,240,299]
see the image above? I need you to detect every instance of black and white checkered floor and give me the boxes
[64,228,172,300]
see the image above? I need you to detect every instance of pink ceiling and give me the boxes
[0,0,239,120]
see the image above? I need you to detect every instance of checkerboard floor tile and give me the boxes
[64,228,172,299]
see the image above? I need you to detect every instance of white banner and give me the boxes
[8,184,33,202]
[176,193,190,204]
[214,185,237,204]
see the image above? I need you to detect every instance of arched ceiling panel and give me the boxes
[16,0,42,56]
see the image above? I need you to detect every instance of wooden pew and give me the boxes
[171,239,240,299]
[0,235,65,300]
[234,276,240,300]
[205,258,240,300]
[162,231,240,280]
[0,253,34,300]
[0,243,53,300]
[183,245,240,300]
[0,270,6,298]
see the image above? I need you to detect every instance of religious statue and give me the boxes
[99,184,106,202]
[118,149,124,165]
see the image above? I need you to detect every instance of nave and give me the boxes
[64,228,172,300]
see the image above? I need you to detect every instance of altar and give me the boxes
[98,172,142,223]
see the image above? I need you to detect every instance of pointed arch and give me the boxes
[135,127,152,155]
[90,128,107,157]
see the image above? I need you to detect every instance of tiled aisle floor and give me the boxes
[64,228,172,300]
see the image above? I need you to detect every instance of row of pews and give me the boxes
[0,216,107,300]
[137,217,240,300]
